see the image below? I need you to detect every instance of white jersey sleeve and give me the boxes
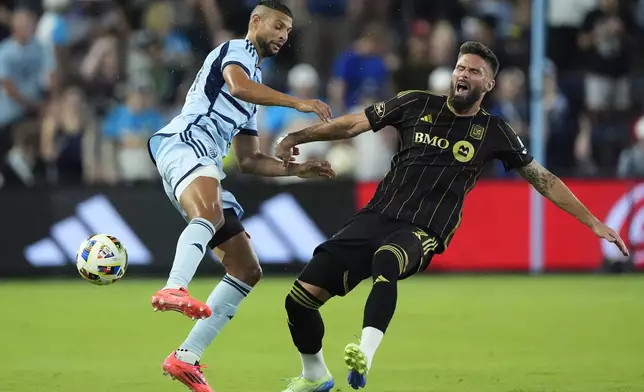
[157,39,261,159]
[221,39,258,78]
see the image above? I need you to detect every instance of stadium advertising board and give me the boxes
[1,179,642,277]
[357,180,644,272]
[0,180,355,277]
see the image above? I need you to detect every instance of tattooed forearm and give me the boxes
[517,160,598,228]
[517,161,558,196]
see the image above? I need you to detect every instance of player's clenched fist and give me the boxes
[275,134,298,165]
[294,99,333,122]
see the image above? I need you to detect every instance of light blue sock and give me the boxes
[178,274,252,360]
[164,218,215,290]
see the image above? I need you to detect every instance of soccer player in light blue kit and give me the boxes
[146,2,334,391]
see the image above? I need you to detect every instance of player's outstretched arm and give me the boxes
[233,134,336,179]
[516,160,629,256]
[275,112,371,163]
[223,65,332,122]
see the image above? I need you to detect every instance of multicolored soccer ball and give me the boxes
[76,234,128,285]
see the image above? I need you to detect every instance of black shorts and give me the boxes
[208,208,246,249]
[298,211,440,297]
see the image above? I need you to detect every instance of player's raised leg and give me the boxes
[179,227,261,360]
[152,172,225,320]
[344,241,398,388]
[163,220,261,391]
[345,228,434,390]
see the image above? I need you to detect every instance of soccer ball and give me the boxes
[76,234,128,285]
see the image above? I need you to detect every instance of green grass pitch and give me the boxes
[2,275,644,392]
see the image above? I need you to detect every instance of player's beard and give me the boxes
[448,82,483,114]
[256,36,279,58]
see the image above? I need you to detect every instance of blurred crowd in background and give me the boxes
[2,0,644,189]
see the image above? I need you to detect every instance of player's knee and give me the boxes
[194,202,225,230]
[373,243,406,279]
[243,264,263,286]
[285,291,313,318]
[226,262,262,286]
[285,281,325,314]
[297,280,332,302]
[183,199,225,230]
[218,231,262,285]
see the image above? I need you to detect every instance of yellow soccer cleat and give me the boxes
[281,372,334,392]
[344,343,368,389]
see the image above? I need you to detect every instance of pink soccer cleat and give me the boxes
[162,351,214,392]
[151,287,212,320]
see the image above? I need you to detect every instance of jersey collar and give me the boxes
[245,39,261,69]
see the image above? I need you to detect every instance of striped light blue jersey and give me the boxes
[155,39,262,157]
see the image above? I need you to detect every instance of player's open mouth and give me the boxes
[272,42,282,50]
[456,82,469,94]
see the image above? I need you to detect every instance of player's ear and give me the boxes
[486,78,496,93]
[251,13,261,29]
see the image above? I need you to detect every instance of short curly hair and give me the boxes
[458,41,499,77]
[256,0,293,18]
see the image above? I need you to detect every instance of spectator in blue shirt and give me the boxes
[297,0,362,81]
[0,10,53,174]
[328,23,389,113]
[101,84,164,184]
[0,10,53,128]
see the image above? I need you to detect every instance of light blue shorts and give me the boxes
[147,119,243,221]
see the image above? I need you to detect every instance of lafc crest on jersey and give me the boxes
[469,124,485,140]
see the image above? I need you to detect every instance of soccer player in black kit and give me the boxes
[275,42,629,392]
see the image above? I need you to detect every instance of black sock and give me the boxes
[363,245,401,333]
[285,281,325,354]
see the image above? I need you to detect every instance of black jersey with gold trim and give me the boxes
[362,90,533,252]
